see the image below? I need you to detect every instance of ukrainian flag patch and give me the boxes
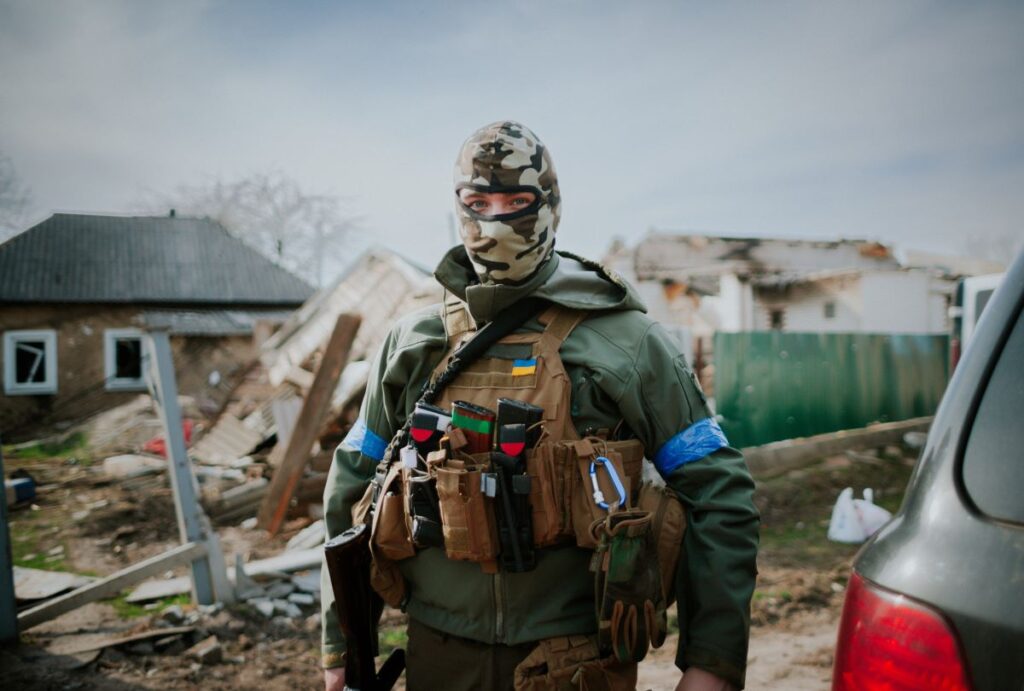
[512,358,537,376]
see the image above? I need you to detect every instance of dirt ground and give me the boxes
[1,439,916,690]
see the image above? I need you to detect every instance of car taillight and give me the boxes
[832,571,972,691]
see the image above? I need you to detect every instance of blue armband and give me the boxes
[341,418,388,461]
[653,417,729,478]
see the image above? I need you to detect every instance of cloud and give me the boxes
[0,1,1021,268]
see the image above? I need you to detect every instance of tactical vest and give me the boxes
[362,296,685,673]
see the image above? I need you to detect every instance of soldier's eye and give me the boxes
[469,200,488,210]
[510,196,531,206]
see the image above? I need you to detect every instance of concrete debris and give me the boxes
[185,635,223,665]
[272,599,303,618]
[290,570,321,594]
[285,519,325,551]
[250,598,275,618]
[287,592,315,606]
[265,581,295,600]
[102,454,166,479]
[233,553,266,600]
[13,566,95,602]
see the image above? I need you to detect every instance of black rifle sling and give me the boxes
[369,297,548,501]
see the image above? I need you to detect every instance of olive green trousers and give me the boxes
[406,618,535,691]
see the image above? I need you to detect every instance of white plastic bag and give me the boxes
[827,487,893,543]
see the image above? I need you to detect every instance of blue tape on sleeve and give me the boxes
[653,417,730,478]
[361,427,388,461]
[341,419,388,461]
[340,419,366,452]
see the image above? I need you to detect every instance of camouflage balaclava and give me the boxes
[454,121,560,285]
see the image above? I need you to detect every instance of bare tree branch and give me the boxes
[0,153,33,242]
[140,170,360,287]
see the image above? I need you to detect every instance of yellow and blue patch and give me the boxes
[511,358,537,376]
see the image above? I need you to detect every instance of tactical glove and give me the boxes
[590,510,668,663]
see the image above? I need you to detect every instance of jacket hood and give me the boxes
[434,245,646,323]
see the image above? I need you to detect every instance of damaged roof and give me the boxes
[634,232,900,282]
[0,213,314,305]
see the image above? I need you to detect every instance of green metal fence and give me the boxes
[713,332,949,448]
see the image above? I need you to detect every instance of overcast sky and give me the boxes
[1,1,1022,273]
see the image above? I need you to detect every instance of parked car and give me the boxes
[832,248,1024,691]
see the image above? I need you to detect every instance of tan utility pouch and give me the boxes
[569,439,633,550]
[636,482,687,607]
[525,440,571,547]
[513,634,638,691]
[367,464,409,607]
[436,458,499,570]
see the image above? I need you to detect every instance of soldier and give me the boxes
[323,121,759,690]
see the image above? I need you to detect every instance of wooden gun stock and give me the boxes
[324,524,405,691]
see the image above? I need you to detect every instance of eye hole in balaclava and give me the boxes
[454,121,560,285]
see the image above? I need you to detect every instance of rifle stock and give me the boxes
[324,524,405,691]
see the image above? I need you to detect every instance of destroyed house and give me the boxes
[0,213,314,438]
[609,233,956,346]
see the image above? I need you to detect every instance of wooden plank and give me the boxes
[744,417,932,478]
[17,541,207,630]
[125,547,322,602]
[47,626,196,656]
[258,314,361,534]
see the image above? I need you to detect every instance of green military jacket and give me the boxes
[321,247,760,688]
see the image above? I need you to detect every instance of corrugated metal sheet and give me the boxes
[714,331,949,448]
[0,214,314,304]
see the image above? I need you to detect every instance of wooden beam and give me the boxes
[258,314,361,534]
[744,417,932,478]
[17,541,207,630]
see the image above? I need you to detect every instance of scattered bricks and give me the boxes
[185,635,223,665]
[287,592,314,606]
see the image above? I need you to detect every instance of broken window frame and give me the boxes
[103,328,148,392]
[2,329,58,396]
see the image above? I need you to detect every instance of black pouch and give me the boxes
[491,451,536,572]
[406,471,444,549]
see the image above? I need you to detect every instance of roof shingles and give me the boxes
[0,214,314,305]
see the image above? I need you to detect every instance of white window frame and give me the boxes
[104,328,148,392]
[3,329,58,396]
